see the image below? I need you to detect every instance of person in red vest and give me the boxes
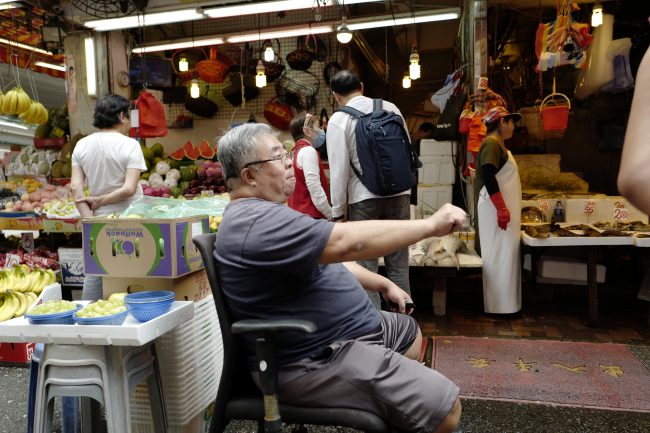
[287,112,332,219]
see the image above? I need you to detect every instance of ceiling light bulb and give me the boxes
[263,46,275,62]
[190,79,200,98]
[255,60,267,88]
[402,73,411,89]
[591,3,603,28]
[178,57,189,72]
[337,20,353,44]
[409,48,421,80]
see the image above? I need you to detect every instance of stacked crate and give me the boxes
[417,139,456,214]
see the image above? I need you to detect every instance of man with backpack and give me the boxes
[327,70,420,309]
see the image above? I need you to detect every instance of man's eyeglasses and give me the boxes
[243,152,293,169]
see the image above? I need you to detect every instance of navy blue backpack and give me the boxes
[339,99,421,196]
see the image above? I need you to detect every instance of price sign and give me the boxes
[613,201,629,221]
[21,232,35,252]
[56,187,70,200]
[584,201,595,215]
[4,253,21,269]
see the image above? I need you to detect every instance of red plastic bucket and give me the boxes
[540,92,571,131]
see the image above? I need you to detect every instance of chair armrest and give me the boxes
[231,319,317,335]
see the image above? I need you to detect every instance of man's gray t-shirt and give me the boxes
[214,198,380,366]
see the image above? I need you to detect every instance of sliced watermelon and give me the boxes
[186,146,201,161]
[169,148,186,161]
[182,140,195,154]
[198,140,216,159]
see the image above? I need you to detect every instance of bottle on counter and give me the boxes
[552,200,565,223]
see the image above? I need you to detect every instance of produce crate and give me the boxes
[82,216,208,278]
[43,218,82,233]
[0,212,43,230]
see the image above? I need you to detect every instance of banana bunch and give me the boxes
[0,291,39,322]
[1,86,32,116]
[19,101,49,125]
[0,265,57,323]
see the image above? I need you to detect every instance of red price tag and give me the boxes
[584,201,595,215]
[538,200,550,212]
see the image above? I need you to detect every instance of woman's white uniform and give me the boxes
[477,150,521,313]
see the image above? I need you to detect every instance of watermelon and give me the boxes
[186,146,201,161]
[198,140,216,159]
[169,148,186,161]
[183,140,195,154]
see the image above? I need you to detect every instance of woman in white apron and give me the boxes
[476,106,522,314]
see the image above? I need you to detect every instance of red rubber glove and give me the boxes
[489,192,510,230]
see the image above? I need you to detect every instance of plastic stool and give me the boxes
[27,343,80,433]
[32,343,167,433]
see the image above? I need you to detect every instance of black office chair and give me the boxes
[193,233,392,433]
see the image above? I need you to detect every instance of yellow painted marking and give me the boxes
[514,357,536,371]
[550,362,586,373]
[467,357,495,368]
[599,364,624,377]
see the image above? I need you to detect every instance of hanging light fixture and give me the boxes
[178,57,189,72]
[190,79,200,98]
[402,72,411,89]
[337,16,353,44]
[263,41,275,62]
[591,3,603,28]
[255,60,267,88]
[409,46,421,80]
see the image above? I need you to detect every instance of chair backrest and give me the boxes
[193,232,250,433]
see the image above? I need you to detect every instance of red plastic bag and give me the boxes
[130,91,168,138]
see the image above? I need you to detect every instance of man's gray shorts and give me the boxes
[267,311,459,433]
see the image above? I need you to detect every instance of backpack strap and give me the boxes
[373,99,383,111]
[337,106,365,118]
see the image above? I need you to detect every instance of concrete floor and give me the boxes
[3,363,650,433]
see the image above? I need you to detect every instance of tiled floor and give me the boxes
[410,272,650,344]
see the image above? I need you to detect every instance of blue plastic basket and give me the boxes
[125,291,175,322]
[24,304,83,325]
[124,291,175,303]
[73,309,128,326]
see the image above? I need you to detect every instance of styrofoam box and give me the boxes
[418,155,455,185]
[523,254,605,284]
[420,140,457,157]
[417,185,453,214]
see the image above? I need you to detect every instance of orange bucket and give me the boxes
[540,92,570,131]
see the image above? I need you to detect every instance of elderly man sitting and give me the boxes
[213,123,467,433]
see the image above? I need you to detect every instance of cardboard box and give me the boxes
[0,212,43,230]
[58,247,84,286]
[103,268,211,302]
[43,218,82,233]
[82,216,209,278]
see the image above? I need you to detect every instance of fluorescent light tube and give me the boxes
[0,37,52,55]
[226,25,332,43]
[348,9,459,31]
[0,0,19,4]
[85,36,97,97]
[85,9,204,32]
[34,61,66,72]
[0,3,19,10]
[203,0,381,19]
[132,37,224,54]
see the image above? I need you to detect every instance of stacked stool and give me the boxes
[32,342,167,433]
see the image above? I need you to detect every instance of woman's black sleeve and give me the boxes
[481,163,500,195]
